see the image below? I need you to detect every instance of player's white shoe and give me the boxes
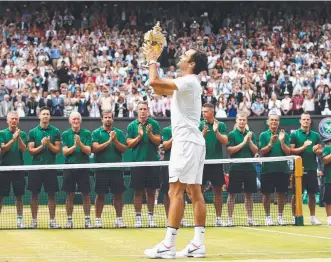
[148,217,157,228]
[17,220,26,229]
[64,221,73,229]
[226,218,235,227]
[30,220,38,229]
[247,218,260,226]
[310,216,322,225]
[85,220,93,229]
[264,216,274,226]
[327,217,331,226]
[95,218,103,228]
[176,242,206,258]
[49,220,61,229]
[180,219,191,227]
[115,217,127,228]
[215,218,226,227]
[144,242,175,259]
[134,218,142,228]
[277,216,286,226]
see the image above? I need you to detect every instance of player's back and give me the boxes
[172,74,204,146]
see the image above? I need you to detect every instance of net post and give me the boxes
[294,156,304,226]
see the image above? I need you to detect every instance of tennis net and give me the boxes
[0,155,303,229]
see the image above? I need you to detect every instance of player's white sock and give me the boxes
[17,215,23,221]
[68,216,72,222]
[163,226,177,247]
[192,226,205,246]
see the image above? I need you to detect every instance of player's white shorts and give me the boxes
[169,141,206,185]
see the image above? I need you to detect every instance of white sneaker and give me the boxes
[215,218,226,227]
[226,218,235,227]
[327,218,331,226]
[247,218,260,226]
[64,221,73,229]
[310,216,322,225]
[180,219,190,227]
[277,216,286,226]
[144,242,175,259]
[17,220,26,229]
[176,242,206,258]
[134,218,142,228]
[30,220,37,229]
[115,217,127,228]
[95,219,103,228]
[148,217,157,228]
[85,220,93,229]
[264,216,274,226]
[292,216,296,225]
[49,221,61,229]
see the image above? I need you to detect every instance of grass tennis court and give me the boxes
[0,205,330,261]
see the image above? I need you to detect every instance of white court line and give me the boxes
[0,251,329,259]
[239,226,331,240]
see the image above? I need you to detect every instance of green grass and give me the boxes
[0,205,330,261]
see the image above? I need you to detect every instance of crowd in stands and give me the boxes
[2,2,331,118]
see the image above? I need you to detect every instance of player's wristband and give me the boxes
[148,60,157,66]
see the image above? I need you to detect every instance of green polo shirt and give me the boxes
[91,126,126,165]
[62,128,92,164]
[322,145,331,184]
[290,128,320,171]
[127,118,160,162]
[0,128,27,166]
[227,128,257,172]
[28,124,61,165]
[199,120,227,159]
[259,129,290,174]
[161,126,172,161]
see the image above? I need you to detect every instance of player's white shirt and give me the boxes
[172,74,205,146]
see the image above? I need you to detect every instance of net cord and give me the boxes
[0,155,300,172]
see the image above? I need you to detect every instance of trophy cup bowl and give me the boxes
[142,22,166,63]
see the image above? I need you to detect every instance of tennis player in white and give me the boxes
[144,48,208,259]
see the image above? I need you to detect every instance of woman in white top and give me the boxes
[89,92,101,118]
[14,95,25,117]
[215,94,227,118]
[238,96,251,116]
[268,93,281,116]
[302,91,315,114]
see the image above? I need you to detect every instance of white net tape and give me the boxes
[0,156,299,172]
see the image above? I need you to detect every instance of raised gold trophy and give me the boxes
[142,22,166,64]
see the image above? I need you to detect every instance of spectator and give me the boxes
[150,95,166,117]
[14,95,25,118]
[302,91,315,115]
[51,90,64,116]
[114,95,128,118]
[0,94,13,117]
[215,94,227,118]
[268,93,281,116]
[238,96,251,116]
[321,85,331,115]
[281,91,292,116]
[290,90,304,116]
[77,92,90,117]
[26,90,38,116]
[89,92,101,118]
[251,96,264,116]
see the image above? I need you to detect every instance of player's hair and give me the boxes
[301,112,311,119]
[202,103,215,111]
[69,111,82,120]
[137,101,149,108]
[189,49,208,75]
[268,114,280,120]
[39,106,51,114]
[236,112,248,119]
[7,111,19,120]
[102,110,113,118]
